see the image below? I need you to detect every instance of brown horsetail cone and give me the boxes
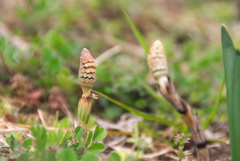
[79,48,97,95]
[78,48,97,127]
[147,40,168,80]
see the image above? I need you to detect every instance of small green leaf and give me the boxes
[55,129,71,145]
[68,143,80,148]
[6,135,14,148]
[74,126,85,140]
[30,125,47,150]
[56,129,64,145]
[22,139,32,151]
[92,126,107,142]
[58,118,71,128]
[48,130,57,146]
[63,131,71,142]
[80,153,99,161]
[6,135,21,150]
[107,152,121,161]
[87,143,105,154]
[85,131,93,148]
[92,125,99,141]
[58,148,77,161]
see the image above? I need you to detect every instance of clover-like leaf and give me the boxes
[87,143,105,154]
[74,126,85,140]
[92,126,107,142]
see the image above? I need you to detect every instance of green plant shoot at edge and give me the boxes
[221,25,240,161]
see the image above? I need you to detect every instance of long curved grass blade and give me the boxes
[202,77,225,129]
[231,49,240,160]
[122,9,148,55]
[93,90,181,129]
[222,25,235,104]
[222,25,240,161]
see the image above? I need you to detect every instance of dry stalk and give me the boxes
[78,48,97,128]
[147,40,209,161]
[37,109,47,127]
[0,22,29,51]
[95,45,122,66]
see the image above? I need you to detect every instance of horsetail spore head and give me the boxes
[79,48,97,95]
[147,40,168,80]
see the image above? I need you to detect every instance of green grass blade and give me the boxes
[202,77,225,129]
[222,25,236,102]
[222,25,240,161]
[122,9,148,55]
[93,90,181,129]
[231,49,240,161]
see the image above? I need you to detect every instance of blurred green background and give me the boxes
[0,0,239,124]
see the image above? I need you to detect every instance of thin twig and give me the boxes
[143,147,172,159]
[37,109,47,127]
[101,33,145,58]
[0,128,29,134]
[165,154,180,161]
[0,123,72,134]
[0,22,29,51]
[95,45,122,66]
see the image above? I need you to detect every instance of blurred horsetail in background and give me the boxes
[148,40,209,161]
[78,48,97,128]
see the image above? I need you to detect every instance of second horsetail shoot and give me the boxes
[148,40,209,161]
